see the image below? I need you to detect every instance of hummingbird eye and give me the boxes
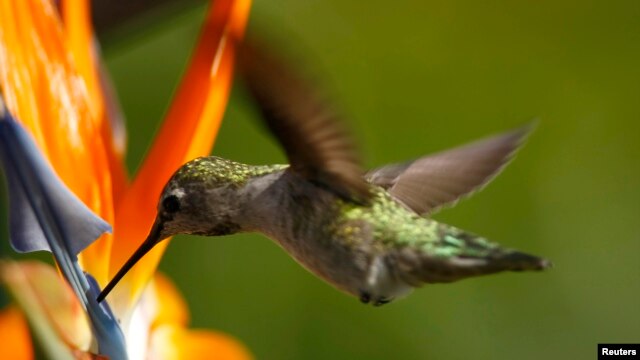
[162,195,181,213]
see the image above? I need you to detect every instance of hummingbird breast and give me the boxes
[248,172,413,305]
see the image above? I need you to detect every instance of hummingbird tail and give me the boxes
[428,250,552,283]
[494,250,552,272]
[394,247,551,285]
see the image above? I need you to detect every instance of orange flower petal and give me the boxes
[149,325,253,360]
[61,0,99,123]
[0,0,117,284]
[0,306,34,360]
[61,0,130,201]
[1,261,92,353]
[149,273,190,329]
[109,0,251,314]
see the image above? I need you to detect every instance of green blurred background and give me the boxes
[2,0,639,359]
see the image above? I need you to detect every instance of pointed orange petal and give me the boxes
[0,0,117,284]
[109,0,251,314]
[0,306,34,360]
[149,325,253,360]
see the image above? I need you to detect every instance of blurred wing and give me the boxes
[366,125,533,215]
[238,39,370,203]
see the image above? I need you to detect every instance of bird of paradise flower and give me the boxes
[0,0,253,358]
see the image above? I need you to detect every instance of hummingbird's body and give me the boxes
[97,38,550,305]
[157,156,547,306]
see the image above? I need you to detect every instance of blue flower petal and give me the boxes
[0,97,128,358]
[85,273,127,360]
[0,101,111,255]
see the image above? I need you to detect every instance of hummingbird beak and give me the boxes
[96,219,165,303]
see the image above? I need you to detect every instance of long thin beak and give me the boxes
[97,219,164,303]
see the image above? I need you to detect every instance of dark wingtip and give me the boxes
[504,120,538,152]
[502,251,552,272]
[505,119,539,153]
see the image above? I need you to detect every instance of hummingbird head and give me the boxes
[155,163,244,239]
[97,157,248,302]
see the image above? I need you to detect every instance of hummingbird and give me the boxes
[98,39,550,306]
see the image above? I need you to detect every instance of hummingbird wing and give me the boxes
[366,125,533,215]
[238,39,370,203]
